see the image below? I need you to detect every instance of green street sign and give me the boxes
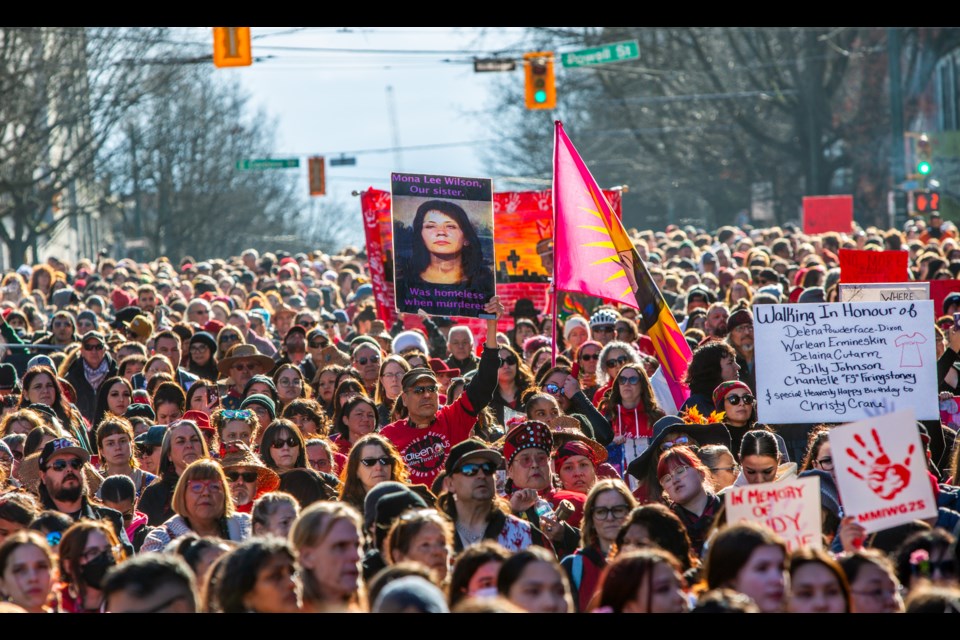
[561,40,640,68]
[235,158,300,170]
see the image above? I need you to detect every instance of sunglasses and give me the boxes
[355,355,381,366]
[499,355,518,367]
[309,340,328,349]
[726,394,755,406]
[225,470,258,483]
[48,458,84,472]
[271,437,299,449]
[544,382,562,395]
[456,461,497,477]
[410,384,438,395]
[220,335,240,344]
[579,353,599,362]
[137,445,156,457]
[660,435,693,452]
[618,374,640,385]
[360,456,391,467]
[221,409,252,420]
[605,355,630,369]
[83,343,105,351]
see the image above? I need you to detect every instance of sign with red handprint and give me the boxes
[831,409,937,533]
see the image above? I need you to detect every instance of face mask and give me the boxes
[80,550,117,590]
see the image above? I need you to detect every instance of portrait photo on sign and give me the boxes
[391,172,496,319]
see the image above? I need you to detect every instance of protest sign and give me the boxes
[939,395,960,431]
[724,476,823,551]
[754,301,938,423]
[929,279,960,318]
[839,249,909,284]
[803,195,853,234]
[391,173,496,318]
[831,409,937,533]
[838,282,929,303]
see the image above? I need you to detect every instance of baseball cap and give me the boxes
[39,438,90,470]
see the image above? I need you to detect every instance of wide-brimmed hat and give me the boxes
[626,416,730,481]
[550,427,608,465]
[217,344,275,377]
[218,441,280,493]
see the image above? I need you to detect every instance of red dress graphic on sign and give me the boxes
[894,333,926,367]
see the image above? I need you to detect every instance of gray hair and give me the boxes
[596,340,643,386]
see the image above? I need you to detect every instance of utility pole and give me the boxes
[888,27,907,229]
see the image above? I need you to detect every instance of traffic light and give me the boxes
[916,134,932,176]
[308,156,325,196]
[524,52,556,110]
[913,190,940,214]
[213,27,252,68]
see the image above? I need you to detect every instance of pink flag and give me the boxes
[553,121,691,408]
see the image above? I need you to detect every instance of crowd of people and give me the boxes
[0,216,959,614]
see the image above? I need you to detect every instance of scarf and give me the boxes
[83,357,110,392]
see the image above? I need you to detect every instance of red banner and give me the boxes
[803,195,853,235]
[931,280,960,319]
[839,249,909,284]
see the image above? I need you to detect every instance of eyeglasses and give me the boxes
[732,324,754,334]
[309,340,328,349]
[49,458,84,472]
[189,344,210,352]
[619,374,640,386]
[187,480,224,494]
[660,436,692,452]
[271,437,299,449]
[579,353,599,362]
[225,470,259,483]
[355,355,381,366]
[82,343,104,351]
[278,378,303,388]
[221,409,252,420]
[360,456,391,467]
[544,382,562,396]
[382,371,404,379]
[605,355,630,369]
[592,504,631,520]
[456,461,497,477]
[726,394,755,406]
[814,456,834,471]
[659,465,691,486]
[513,452,549,468]
[411,385,438,395]
[499,355,518,367]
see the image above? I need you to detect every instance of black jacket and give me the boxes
[38,486,133,556]
[63,354,118,426]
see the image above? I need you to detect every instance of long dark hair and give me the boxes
[20,366,82,431]
[604,365,664,426]
[409,199,488,286]
[259,419,307,471]
[684,342,737,397]
[92,376,133,435]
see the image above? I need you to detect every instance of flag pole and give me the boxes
[550,120,562,368]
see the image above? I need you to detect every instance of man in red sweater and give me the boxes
[380,297,503,487]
